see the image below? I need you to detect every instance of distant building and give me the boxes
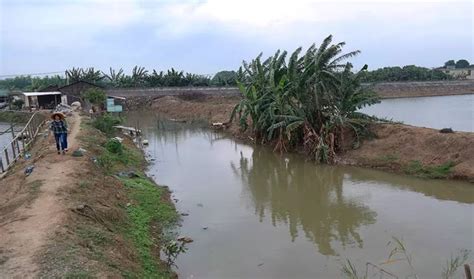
[22,91,63,109]
[58,80,103,105]
[437,65,474,80]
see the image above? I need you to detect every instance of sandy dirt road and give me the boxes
[0,113,82,278]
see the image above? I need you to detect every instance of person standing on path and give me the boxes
[49,112,69,154]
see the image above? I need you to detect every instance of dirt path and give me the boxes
[0,113,82,278]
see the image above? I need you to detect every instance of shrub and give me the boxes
[82,88,106,106]
[92,114,122,135]
[105,139,123,154]
[11,99,24,110]
[97,153,114,173]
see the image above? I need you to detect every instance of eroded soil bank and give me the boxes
[151,95,474,182]
[0,113,179,278]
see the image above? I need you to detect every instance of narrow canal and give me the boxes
[125,111,473,278]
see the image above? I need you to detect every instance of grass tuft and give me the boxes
[404,160,455,179]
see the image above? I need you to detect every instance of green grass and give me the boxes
[404,160,455,179]
[121,176,179,278]
[77,226,110,247]
[97,146,143,174]
[92,114,122,136]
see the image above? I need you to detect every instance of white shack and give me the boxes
[23,91,66,109]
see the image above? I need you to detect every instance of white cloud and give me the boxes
[0,0,471,74]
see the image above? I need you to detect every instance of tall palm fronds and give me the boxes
[102,67,125,88]
[231,35,380,163]
[65,67,103,84]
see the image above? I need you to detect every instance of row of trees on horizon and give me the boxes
[0,59,471,91]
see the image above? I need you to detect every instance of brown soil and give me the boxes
[339,124,474,181]
[151,95,474,182]
[0,113,82,277]
[152,95,242,134]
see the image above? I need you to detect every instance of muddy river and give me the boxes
[361,94,473,132]
[125,112,473,278]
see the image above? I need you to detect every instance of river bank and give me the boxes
[0,113,180,278]
[151,95,474,182]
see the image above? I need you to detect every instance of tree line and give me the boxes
[1,58,472,91]
[359,65,452,83]
[0,68,239,91]
[443,59,471,69]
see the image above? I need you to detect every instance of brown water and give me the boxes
[125,112,473,279]
[0,123,24,169]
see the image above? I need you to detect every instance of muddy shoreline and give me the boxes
[149,95,474,182]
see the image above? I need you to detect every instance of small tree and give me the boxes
[444,60,456,67]
[455,59,470,69]
[82,88,106,112]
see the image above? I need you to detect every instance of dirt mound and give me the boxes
[152,95,239,124]
[340,124,474,181]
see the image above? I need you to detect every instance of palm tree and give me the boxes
[102,67,124,87]
[131,66,148,87]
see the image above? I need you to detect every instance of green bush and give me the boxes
[92,114,122,135]
[82,88,106,106]
[105,139,123,154]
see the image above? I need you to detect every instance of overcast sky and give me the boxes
[0,0,472,76]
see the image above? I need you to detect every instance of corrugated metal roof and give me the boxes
[23,91,62,96]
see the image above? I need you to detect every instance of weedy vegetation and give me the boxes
[341,236,471,279]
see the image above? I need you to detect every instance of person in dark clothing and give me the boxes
[49,112,69,154]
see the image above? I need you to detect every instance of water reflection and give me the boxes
[347,167,474,204]
[232,148,377,256]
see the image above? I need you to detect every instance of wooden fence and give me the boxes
[0,112,47,174]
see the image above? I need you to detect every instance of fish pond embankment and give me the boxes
[106,80,474,109]
[149,94,474,182]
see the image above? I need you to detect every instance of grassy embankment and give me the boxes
[39,114,179,278]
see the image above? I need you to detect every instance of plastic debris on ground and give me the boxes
[24,152,31,160]
[24,165,34,176]
[113,137,124,143]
